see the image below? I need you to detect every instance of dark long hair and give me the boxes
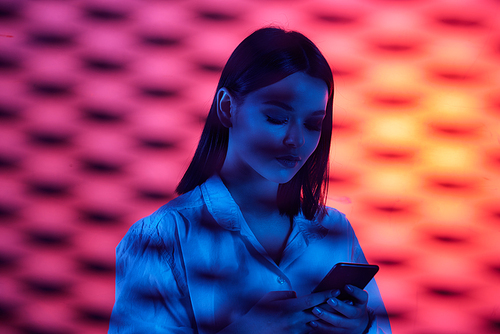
[176,27,334,220]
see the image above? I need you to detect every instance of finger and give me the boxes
[302,310,323,324]
[259,290,297,303]
[287,290,339,312]
[326,297,359,319]
[344,285,368,305]
[309,319,340,332]
[255,291,298,314]
[311,307,349,329]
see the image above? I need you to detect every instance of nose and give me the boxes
[283,122,304,148]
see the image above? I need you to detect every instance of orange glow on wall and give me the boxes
[0,0,499,333]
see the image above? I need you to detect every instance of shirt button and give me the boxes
[277,276,285,284]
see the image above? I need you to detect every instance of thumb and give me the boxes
[259,290,297,303]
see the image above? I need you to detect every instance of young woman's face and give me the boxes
[226,72,329,184]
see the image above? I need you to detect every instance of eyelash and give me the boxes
[266,116,287,125]
[266,116,322,131]
[307,123,322,131]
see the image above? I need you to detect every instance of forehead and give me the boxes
[249,72,328,108]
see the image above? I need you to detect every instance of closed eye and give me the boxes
[305,121,322,131]
[305,117,324,131]
[266,115,288,125]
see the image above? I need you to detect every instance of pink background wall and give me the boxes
[1,0,499,333]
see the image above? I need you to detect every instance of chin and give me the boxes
[264,168,300,185]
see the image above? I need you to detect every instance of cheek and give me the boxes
[244,128,283,155]
[232,117,283,152]
[305,132,322,153]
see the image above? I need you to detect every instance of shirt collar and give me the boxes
[200,174,243,231]
[200,174,329,241]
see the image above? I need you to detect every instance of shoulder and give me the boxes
[315,206,357,239]
[116,186,206,258]
[125,186,205,237]
[317,206,350,230]
[295,206,350,241]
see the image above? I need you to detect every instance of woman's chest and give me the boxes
[244,214,292,264]
[177,224,353,333]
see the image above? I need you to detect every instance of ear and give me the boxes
[216,88,235,128]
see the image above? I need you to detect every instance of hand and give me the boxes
[219,289,338,334]
[309,285,370,334]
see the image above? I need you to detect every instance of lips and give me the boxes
[276,155,301,168]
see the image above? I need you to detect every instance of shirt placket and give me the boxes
[238,214,311,291]
[279,220,309,271]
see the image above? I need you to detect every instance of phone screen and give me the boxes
[312,262,379,300]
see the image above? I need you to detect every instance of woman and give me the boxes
[109,27,391,334]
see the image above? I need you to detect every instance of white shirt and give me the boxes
[109,175,391,333]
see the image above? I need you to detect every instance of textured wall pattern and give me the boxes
[1,0,499,333]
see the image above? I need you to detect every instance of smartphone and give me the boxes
[312,262,379,300]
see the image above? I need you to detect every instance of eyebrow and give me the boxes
[263,100,326,115]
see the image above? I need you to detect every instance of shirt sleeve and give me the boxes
[347,217,392,334]
[108,211,196,334]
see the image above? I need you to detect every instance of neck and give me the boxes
[219,165,279,215]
